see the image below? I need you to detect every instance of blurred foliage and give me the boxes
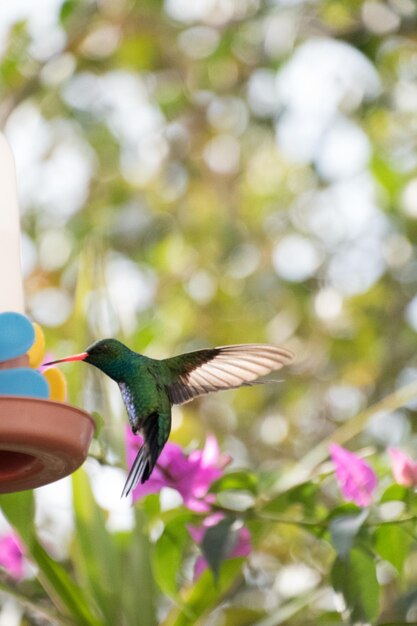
[2,0,417,623]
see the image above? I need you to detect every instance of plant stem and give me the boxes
[275,379,417,492]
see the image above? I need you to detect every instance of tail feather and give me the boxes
[121,445,150,497]
[122,411,171,498]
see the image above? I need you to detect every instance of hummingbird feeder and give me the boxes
[0,133,95,493]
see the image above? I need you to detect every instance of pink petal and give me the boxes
[125,428,230,511]
[204,512,225,527]
[389,448,417,487]
[187,513,226,544]
[231,526,252,559]
[218,453,232,469]
[199,433,231,470]
[193,556,208,578]
[183,496,212,513]
[188,465,222,498]
[201,434,220,466]
[187,524,205,544]
[329,443,377,507]
[0,533,24,581]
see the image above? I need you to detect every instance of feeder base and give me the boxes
[0,396,95,493]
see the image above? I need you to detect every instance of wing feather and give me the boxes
[164,344,293,405]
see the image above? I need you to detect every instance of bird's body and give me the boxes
[46,339,293,497]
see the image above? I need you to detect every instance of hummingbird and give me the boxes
[45,340,293,497]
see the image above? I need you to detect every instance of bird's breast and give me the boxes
[118,376,166,431]
[118,382,138,430]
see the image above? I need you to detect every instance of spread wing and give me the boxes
[163,344,293,405]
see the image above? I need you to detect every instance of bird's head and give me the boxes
[44,338,135,381]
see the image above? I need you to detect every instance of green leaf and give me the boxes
[380,484,409,503]
[71,467,120,626]
[326,503,362,520]
[221,606,265,625]
[316,611,345,624]
[331,547,379,623]
[153,513,191,598]
[140,493,162,520]
[119,508,157,626]
[59,0,80,23]
[167,558,245,626]
[374,524,411,574]
[32,539,101,626]
[1,489,100,625]
[262,481,319,516]
[329,508,369,558]
[211,471,259,495]
[90,411,105,439]
[0,490,35,545]
[201,517,236,579]
[0,579,73,626]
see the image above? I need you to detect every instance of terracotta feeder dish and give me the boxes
[0,134,95,493]
[0,395,95,494]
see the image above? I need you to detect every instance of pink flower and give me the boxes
[125,429,231,512]
[0,532,24,581]
[188,513,251,578]
[329,443,377,507]
[389,448,417,487]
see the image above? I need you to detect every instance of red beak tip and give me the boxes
[43,352,88,366]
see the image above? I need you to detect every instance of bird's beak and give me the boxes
[43,352,88,366]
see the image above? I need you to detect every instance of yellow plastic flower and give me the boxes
[26,322,67,402]
[27,323,45,369]
[43,367,67,402]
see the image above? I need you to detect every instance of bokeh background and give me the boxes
[2,0,417,624]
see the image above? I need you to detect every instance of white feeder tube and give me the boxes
[0,133,24,313]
